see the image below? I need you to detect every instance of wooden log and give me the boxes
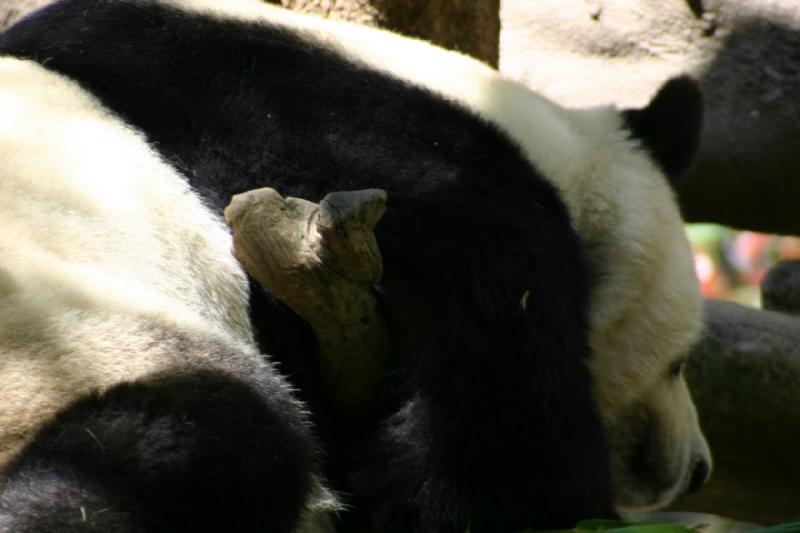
[224,187,389,409]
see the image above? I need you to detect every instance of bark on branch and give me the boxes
[224,187,389,409]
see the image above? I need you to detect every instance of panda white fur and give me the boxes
[0,1,711,531]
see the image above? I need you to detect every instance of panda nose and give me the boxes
[686,458,711,495]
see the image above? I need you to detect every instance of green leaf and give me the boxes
[749,520,800,533]
[576,519,639,530]
[577,521,691,533]
[519,519,699,533]
[514,517,800,533]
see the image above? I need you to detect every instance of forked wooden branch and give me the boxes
[224,187,389,409]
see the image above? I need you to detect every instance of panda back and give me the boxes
[0,57,251,344]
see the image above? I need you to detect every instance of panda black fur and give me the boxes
[1,1,711,531]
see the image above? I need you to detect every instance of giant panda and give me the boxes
[0,1,712,532]
[0,57,337,532]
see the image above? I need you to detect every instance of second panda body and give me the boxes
[0,57,334,533]
[1,1,710,531]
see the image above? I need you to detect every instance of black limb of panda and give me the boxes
[1,1,711,531]
[1,366,319,533]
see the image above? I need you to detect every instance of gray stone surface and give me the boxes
[673,299,800,523]
[500,0,800,235]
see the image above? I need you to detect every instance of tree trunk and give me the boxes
[267,0,500,67]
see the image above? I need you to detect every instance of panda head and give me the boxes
[564,76,710,511]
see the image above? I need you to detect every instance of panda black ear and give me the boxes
[622,76,703,185]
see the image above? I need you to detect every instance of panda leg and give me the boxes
[0,369,323,533]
